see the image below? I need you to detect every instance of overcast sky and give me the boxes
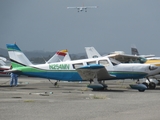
[1,0,160,56]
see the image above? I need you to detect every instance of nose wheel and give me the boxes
[142,78,156,89]
[149,82,156,89]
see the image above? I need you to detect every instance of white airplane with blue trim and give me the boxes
[85,46,160,89]
[5,44,160,92]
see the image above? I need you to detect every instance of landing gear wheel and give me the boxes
[138,89,145,92]
[142,82,149,88]
[101,83,108,90]
[54,82,58,86]
[149,82,156,89]
[92,88,103,91]
[157,80,160,85]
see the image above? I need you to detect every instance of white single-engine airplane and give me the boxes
[85,47,160,89]
[67,5,98,12]
[5,44,160,92]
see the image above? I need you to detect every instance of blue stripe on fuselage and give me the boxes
[20,71,147,81]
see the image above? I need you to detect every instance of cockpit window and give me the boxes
[109,58,121,65]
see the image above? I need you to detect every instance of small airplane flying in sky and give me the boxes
[5,44,160,92]
[67,5,98,12]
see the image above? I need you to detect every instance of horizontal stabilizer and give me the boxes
[4,69,22,74]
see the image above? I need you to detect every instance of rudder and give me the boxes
[6,44,33,68]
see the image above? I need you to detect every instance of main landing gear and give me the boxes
[48,79,59,87]
[142,78,156,89]
[87,77,108,91]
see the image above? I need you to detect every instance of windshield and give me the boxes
[109,58,121,65]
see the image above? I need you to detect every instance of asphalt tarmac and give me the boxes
[0,76,160,120]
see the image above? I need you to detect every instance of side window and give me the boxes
[87,61,96,65]
[98,60,109,66]
[72,63,83,69]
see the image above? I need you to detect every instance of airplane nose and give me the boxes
[149,65,158,70]
[146,64,160,77]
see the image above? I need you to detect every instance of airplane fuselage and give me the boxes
[12,57,157,81]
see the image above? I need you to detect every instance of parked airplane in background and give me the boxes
[85,47,160,89]
[131,46,155,58]
[131,46,160,80]
[85,47,147,63]
[0,57,10,77]
[67,5,98,12]
[46,49,71,63]
[131,46,160,63]
[5,44,160,92]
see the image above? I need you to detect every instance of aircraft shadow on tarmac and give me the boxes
[0,85,26,87]
[146,87,160,90]
[91,89,126,92]
[0,85,38,90]
[20,87,38,90]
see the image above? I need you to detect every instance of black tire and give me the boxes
[138,89,145,92]
[157,80,160,85]
[142,82,149,88]
[92,86,106,91]
[149,82,156,89]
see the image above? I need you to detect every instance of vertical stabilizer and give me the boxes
[131,47,139,56]
[0,57,6,66]
[6,44,33,67]
[85,47,101,58]
[63,52,71,61]
[47,49,70,63]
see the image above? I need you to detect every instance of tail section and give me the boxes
[131,46,139,56]
[47,49,71,63]
[6,44,33,68]
[63,52,71,62]
[131,46,155,58]
[0,57,6,66]
[85,47,101,58]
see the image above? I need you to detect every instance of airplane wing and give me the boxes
[67,6,97,9]
[76,64,116,81]
[108,53,147,63]
[85,6,98,9]
[140,55,155,58]
[67,7,78,9]
[85,46,146,63]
